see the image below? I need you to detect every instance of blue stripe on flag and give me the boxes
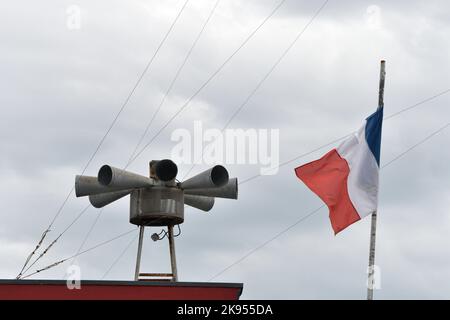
[365,107,383,166]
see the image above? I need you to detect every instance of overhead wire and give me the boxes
[25,0,287,272]
[208,121,450,281]
[126,0,290,166]
[88,0,293,278]
[239,88,450,185]
[19,0,289,279]
[69,209,104,266]
[95,3,294,275]
[181,0,330,181]
[60,209,104,278]
[97,87,450,280]
[381,122,450,169]
[98,223,181,278]
[17,0,450,280]
[125,0,222,168]
[101,233,139,279]
[17,204,91,279]
[21,228,138,279]
[16,0,191,278]
[22,119,449,280]
[66,0,222,278]
[384,88,450,120]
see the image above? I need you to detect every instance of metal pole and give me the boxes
[367,60,385,300]
[168,225,178,282]
[134,226,145,281]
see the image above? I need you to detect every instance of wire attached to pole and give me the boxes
[16,229,50,279]
[17,204,91,278]
[16,0,191,278]
[21,228,137,280]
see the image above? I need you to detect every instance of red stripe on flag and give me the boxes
[295,149,360,234]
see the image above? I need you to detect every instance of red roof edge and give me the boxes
[0,279,243,300]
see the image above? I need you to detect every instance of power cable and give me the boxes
[101,233,139,279]
[16,0,191,277]
[125,0,221,168]
[66,1,221,277]
[208,121,450,281]
[17,204,91,279]
[98,89,450,279]
[21,228,138,279]
[24,121,448,280]
[182,0,330,181]
[127,0,289,165]
[239,88,450,185]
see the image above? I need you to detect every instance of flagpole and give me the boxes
[367,60,385,300]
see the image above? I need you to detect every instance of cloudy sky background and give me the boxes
[1,0,449,299]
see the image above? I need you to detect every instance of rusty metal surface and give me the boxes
[130,187,184,226]
[134,226,145,281]
[139,273,174,277]
[168,225,178,282]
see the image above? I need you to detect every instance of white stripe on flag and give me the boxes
[337,122,379,219]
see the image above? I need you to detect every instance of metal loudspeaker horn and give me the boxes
[179,165,229,190]
[151,159,178,182]
[184,194,215,212]
[98,165,154,189]
[75,175,122,197]
[184,177,238,200]
[89,189,133,208]
[73,159,239,284]
[75,163,158,208]
[74,161,238,225]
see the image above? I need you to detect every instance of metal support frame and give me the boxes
[134,224,178,282]
[133,162,179,282]
[168,225,178,282]
[134,226,145,281]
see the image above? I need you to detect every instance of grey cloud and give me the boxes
[0,0,449,299]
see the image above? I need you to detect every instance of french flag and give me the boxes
[295,107,383,234]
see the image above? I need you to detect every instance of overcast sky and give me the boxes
[1,0,449,299]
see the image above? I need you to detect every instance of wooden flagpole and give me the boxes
[367,60,385,300]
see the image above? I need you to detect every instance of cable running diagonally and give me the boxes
[21,228,138,279]
[64,1,222,276]
[99,88,450,279]
[208,122,450,281]
[127,0,289,166]
[182,0,331,181]
[125,0,221,168]
[17,0,191,278]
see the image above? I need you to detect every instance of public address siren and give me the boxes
[74,160,238,281]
